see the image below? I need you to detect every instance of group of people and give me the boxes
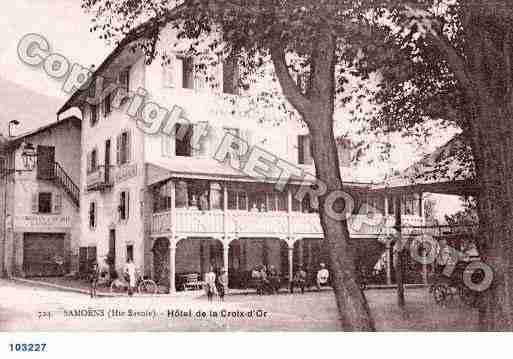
[251,264,281,295]
[204,266,229,301]
[89,258,137,298]
[290,263,330,294]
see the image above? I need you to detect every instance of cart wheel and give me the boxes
[138,279,158,295]
[458,285,478,307]
[432,284,448,305]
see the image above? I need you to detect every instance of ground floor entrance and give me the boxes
[150,235,429,292]
[23,233,65,277]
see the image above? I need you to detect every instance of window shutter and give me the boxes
[126,191,130,220]
[304,135,313,165]
[241,129,252,160]
[163,58,175,88]
[127,131,132,163]
[53,193,62,214]
[116,135,121,165]
[31,193,38,213]
[192,123,204,156]
[86,152,91,173]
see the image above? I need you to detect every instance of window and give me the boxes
[38,192,52,213]
[182,57,194,89]
[153,181,173,213]
[102,93,111,117]
[163,59,175,88]
[87,148,98,174]
[117,131,131,165]
[126,245,134,262]
[298,135,313,165]
[90,104,98,126]
[119,68,130,93]
[162,134,173,157]
[175,124,192,157]
[89,202,97,229]
[400,195,418,216]
[32,192,61,214]
[223,56,239,94]
[119,190,130,221]
[227,190,248,210]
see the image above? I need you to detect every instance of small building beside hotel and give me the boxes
[0,117,81,277]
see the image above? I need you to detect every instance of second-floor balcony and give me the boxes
[86,165,114,192]
[150,209,425,239]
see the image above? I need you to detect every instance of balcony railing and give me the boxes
[86,165,113,191]
[150,209,425,238]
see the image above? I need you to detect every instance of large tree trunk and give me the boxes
[271,26,375,331]
[470,103,513,330]
[308,114,376,331]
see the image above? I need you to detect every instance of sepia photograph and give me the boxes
[1,1,512,352]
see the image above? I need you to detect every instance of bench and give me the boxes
[181,273,205,291]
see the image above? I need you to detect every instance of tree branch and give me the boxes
[270,44,313,118]
[428,30,476,99]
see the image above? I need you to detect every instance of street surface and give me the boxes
[0,280,478,331]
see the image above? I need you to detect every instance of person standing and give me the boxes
[124,259,137,296]
[217,268,228,301]
[205,266,216,301]
[89,261,100,298]
[316,263,329,291]
[290,266,307,294]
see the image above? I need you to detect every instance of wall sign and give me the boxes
[14,215,72,228]
[115,163,138,184]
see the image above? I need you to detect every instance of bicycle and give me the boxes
[110,269,158,295]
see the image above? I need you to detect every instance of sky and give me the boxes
[0,1,463,219]
[0,0,111,100]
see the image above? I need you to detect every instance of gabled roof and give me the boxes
[378,135,479,196]
[57,4,187,115]
[7,116,81,149]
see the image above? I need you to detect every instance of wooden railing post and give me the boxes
[394,196,405,308]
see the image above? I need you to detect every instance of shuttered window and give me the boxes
[298,135,313,165]
[52,193,62,214]
[90,104,98,126]
[119,190,130,221]
[87,148,98,173]
[119,68,130,93]
[182,57,194,89]
[175,124,192,157]
[89,202,97,229]
[163,58,175,88]
[117,131,131,165]
[37,192,52,214]
[103,93,112,117]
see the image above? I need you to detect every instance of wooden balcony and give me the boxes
[150,209,425,239]
[86,165,113,192]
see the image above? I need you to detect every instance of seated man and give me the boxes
[316,263,330,291]
[290,266,307,294]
